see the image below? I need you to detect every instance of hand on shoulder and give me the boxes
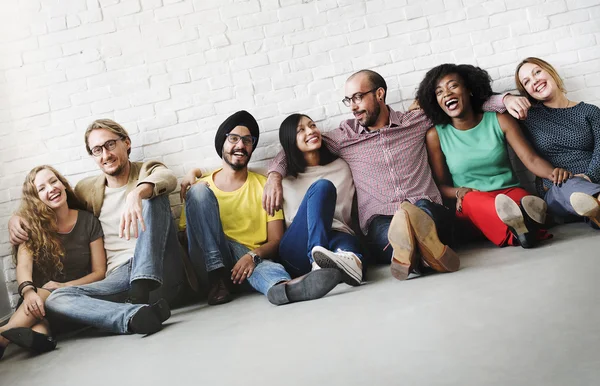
[503,94,531,120]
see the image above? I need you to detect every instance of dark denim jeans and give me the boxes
[366,199,453,264]
[279,179,363,278]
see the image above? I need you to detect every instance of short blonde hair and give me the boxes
[84,119,131,155]
[515,57,566,102]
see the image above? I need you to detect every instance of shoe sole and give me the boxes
[495,194,529,235]
[521,195,547,224]
[387,208,416,280]
[207,297,232,306]
[1,328,56,353]
[400,202,459,273]
[267,269,341,306]
[570,192,600,227]
[311,246,362,286]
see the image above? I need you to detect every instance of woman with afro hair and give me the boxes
[416,64,571,248]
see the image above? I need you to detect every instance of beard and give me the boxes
[223,149,250,171]
[103,159,128,177]
[359,103,381,127]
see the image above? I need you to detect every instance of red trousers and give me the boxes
[456,187,550,247]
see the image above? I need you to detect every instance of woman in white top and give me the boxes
[278,114,363,286]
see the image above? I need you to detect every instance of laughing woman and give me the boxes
[277,114,364,286]
[0,166,105,359]
[515,57,600,228]
[416,64,571,248]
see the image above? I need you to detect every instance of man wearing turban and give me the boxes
[184,111,341,306]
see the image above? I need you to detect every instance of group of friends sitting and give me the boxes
[0,57,598,359]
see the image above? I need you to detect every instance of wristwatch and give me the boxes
[248,251,262,265]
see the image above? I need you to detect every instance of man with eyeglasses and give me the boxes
[9,118,189,335]
[183,110,341,306]
[263,69,527,281]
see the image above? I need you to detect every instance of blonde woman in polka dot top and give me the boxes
[516,57,600,229]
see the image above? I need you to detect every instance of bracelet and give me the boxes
[18,281,37,298]
[455,188,462,199]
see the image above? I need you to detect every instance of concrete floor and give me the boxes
[0,224,598,386]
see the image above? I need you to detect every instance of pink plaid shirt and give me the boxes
[269,97,506,234]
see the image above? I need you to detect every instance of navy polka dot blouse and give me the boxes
[523,102,600,194]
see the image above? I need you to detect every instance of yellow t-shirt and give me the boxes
[180,169,283,250]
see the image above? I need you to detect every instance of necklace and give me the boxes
[564,98,570,108]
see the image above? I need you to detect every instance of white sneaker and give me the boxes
[311,246,362,286]
[311,261,321,271]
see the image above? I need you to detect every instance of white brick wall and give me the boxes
[1,0,599,308]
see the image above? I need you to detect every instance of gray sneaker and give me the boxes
[266,269,341,306]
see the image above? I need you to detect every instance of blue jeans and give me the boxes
[366,199,453,264]
[185,183,290,295]
[544,177,600,228]
[279,179,363,278]
[45,195,187,334]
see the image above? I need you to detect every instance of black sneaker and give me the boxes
[128,299,171,335]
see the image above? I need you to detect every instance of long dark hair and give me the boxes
[416,63,493,126]
[279,114,338,178]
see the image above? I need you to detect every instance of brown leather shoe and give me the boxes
[388,208,418,280]
[207,269,232,306]
[400,202,459,273]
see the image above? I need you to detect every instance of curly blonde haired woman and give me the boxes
[0,166,106,359]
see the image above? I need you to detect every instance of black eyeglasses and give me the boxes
[225,133,257,146]
[342,88,378,107]
[90,138,125,157]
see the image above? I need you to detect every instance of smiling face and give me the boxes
[34,168,68,211]
[344,73,382,128]
[87,128,131,177]
[435,73,472,119]
[517,62,560,102]
[295,116,322,154]
[223,125,253,171]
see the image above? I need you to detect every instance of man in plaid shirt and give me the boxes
[264,69,529,281]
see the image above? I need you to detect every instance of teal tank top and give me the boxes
[435,112,520,192]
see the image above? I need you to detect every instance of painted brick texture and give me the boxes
[1,0,599,307]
